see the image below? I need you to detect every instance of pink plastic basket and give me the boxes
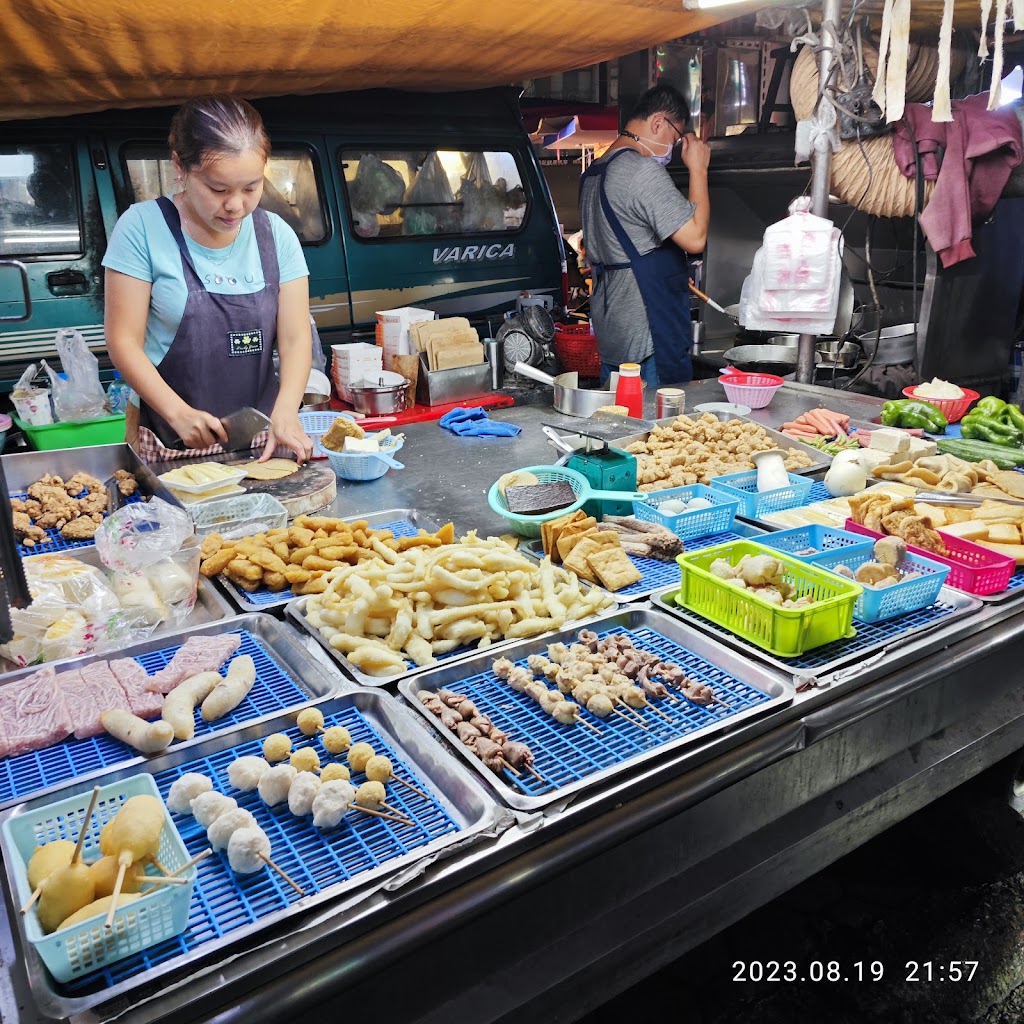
[720,371,784,410]
[900,386,979,424]
[843,518,1013,596]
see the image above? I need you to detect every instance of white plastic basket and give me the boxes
[300,411,361,457]
[2,774,195,983]
[318,435,405,481]
[189,492,289,539]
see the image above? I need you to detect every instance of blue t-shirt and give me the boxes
[102,198,309,370]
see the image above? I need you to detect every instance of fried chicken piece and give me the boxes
[9,497,28,514]
[22,499,42,520]
[12,511,46,546]
[27,474,64,498]
[60,515,101,541]
[34,492,80,530]
[77,491,108,517]
[113,469,138,496]
[892,515,948,556]
[63,472,104,496]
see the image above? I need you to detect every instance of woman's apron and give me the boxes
[581,149,694,386]
[133,196,280,462]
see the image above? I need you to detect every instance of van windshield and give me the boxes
[123,145,327,244]
[339,149,527,240]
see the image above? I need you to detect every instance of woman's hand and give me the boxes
[262,412,313,463]
[167,406,228,450]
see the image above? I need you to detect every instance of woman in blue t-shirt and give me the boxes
[103,94,313,462]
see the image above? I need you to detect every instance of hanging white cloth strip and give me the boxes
[980,0,994,58]
[989,0,1009,109]
[932,0,955,121]
[872,0,896,113]
[883,0,912,122]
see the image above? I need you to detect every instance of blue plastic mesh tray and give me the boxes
[15,490,143,556]
[222,517,421,610]
[0,630,307,806]
[62,706,460,996]
[614,530,749,599]
[421,624,773,802]
[677,595,960,672]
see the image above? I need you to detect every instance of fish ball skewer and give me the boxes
[258,765,297,807]
[262,733,292,763]
[167,773,212,815]
[207,808,258,851]
[288,772,322,816]
[104,793,164,928]
[227,827,304,895]
[321,726,351,754]
[296,708,325,736]
[319,763,350,783]
[227,756,270,792]
[347,742,375,773]
[289,748,321,774]
[191,792,237,828]
[365,754,430,801]
[311,780,356,828]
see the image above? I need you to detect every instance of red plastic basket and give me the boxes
[900,386,979,424]
[553,323,601,377]
[843,518,1014,596]
[720,370,785,409]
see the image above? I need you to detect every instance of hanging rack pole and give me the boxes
[797,0,842,383]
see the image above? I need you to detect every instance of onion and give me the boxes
[824,456,867,497]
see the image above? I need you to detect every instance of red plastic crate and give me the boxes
[554,324,601,377]
[843,518,1013,596]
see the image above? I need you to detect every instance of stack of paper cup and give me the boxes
[12,388,52,425]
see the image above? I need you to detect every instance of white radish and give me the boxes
[100,710,175,754]
[201,656,257,721]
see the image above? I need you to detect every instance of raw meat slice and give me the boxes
[0,667,72,758]
[146,633,243,693]
[110,658,164,718]
[61,662,133,740]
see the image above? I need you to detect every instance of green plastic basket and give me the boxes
[13,413,126,451]
[2,774,195,983]
[673,540,862,657]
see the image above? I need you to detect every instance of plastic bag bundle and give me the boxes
[349,153,405,215]
[0,554,137,666]
[403,153,460,235]
[459,154,505,233]
[738,197,844,335]
[42,329,108,422]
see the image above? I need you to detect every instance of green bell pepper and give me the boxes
[879,398,948,433]
[1003,403,1024,434]
[960,412,1023,446]
[975,395,1008,418]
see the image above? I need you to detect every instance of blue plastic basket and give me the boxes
[820,548,951,622]
[632,484,740,539]
[756,525,876,569]
[317,434,404,481]
[3,774,195,983]
[708,470,814,519]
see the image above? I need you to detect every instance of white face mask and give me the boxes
[634,135,673,166]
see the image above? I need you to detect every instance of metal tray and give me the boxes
[598,412,833,475]
[3,688,504,1019]
[978,567,1024,604]
[398,606,794,812]
[0,614,348,812]
[522,520,766,603]
[651,585,984,690]
[216,507,443,613]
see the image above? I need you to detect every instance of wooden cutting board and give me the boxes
[228,457,337,518]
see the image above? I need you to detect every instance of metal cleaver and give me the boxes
[220,407,271,452]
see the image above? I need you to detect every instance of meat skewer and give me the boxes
[477,736,520,775]
[437,689,468,708]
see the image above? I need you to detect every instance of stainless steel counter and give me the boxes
[5,381,1024,1024]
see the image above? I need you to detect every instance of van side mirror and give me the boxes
[0,260,31,322]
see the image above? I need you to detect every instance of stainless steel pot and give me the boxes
[858,323,917,366]
[348,378,410,415]
[514,362,642,418]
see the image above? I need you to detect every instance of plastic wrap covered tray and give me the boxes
[0,615,345,811]
[2,690,504,1019]
[398,607,793,811]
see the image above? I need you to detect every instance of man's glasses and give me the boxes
[665,117,685,147]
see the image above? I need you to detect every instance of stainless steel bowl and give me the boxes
[301,392,331,411]
[765,334,801,349]
[348,380,410,415]
[816,341,861,369]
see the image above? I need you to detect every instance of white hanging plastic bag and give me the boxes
[42,328,108,421]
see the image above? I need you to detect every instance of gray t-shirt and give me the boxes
[579,150,695,365]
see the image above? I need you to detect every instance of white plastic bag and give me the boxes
[42,328,108,421]
[95,501,200,629]
[760,197,835,292]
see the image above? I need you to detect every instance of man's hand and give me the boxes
[681,133,711,175]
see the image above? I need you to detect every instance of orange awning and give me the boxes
[0,0,763,121]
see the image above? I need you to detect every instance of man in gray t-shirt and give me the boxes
[579,84,710,387]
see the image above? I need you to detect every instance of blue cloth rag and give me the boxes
[439,407,522,437]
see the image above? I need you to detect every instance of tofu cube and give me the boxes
[906,437,938,460]
[343,436,380,453]
[987,523,1021,544]
[857,449,895,473]
[869,428,911,454]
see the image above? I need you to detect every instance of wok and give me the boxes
[723,344,823,375]
[514,362,643,418]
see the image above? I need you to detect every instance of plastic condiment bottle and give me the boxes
[614,363,643,418]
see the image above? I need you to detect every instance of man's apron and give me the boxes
[134,196,280,460]
[581,149,694,386]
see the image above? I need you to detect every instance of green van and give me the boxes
[0,87,565,391]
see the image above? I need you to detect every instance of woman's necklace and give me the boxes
[178,200,242,275]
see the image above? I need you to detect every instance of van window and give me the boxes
[122,145,328,243]
[339,149,528,239]
[0,144,81,258]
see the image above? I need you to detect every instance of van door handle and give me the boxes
[46,269,89,295]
